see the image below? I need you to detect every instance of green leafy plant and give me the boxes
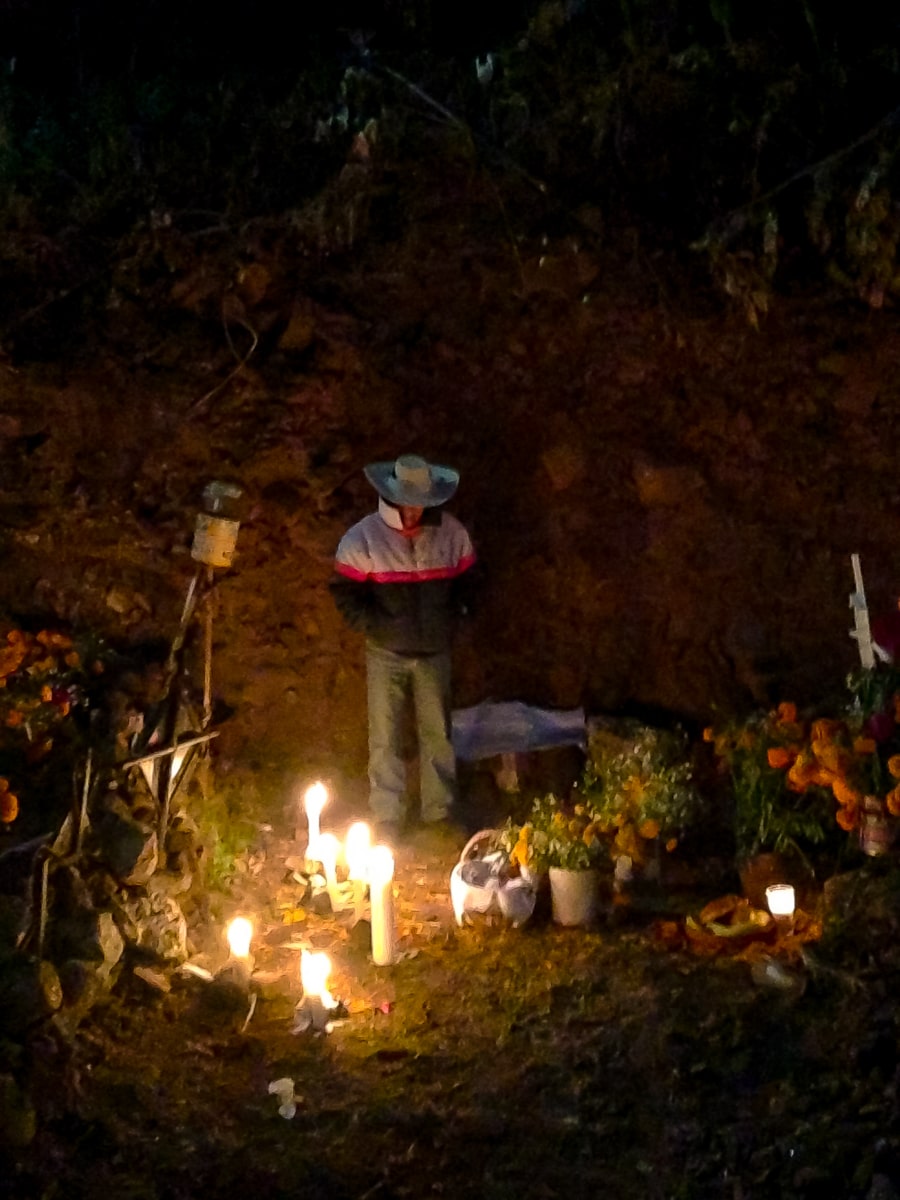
[499,791,607,873]
[578,723,704,868]
[706,702,834,862]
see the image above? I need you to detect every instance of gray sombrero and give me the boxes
[364,454,459,507]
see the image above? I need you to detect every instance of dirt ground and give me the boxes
[4,83,900,1200]
[5,799,900,1200]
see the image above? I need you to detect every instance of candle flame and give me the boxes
[303,780,328,819]
[226,916,253,959]
[345,821,372,880]
[300,948,337,1008]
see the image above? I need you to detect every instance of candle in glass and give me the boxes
[303,781,328,863]
[368,845,397,966]
[765,883,795,921]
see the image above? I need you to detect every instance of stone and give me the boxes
[118,889,188,962]
[53,909,124,977]
[94,808,159,885]
[541,442,586,492]
[0,958,63,1034]
[57,958,110,1021]
[0,1073,36,1148]
[632,460,706,508]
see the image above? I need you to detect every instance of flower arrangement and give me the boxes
[705,701,835,862]
[500,792,607,873]
[578,723,703,869]
[499,722,703,875]
[761,668,900,838]
[0,626,105,827]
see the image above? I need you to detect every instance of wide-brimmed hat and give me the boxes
[364,454,459,507]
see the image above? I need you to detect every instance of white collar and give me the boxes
[378,497,404,530]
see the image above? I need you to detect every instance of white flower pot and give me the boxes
[549,867,601,927]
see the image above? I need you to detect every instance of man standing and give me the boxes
[330,454,476,840]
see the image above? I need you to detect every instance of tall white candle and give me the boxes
[368,845,397,966]
[303,781,328,862]
[318,832,341,905]
[345,822,372,924]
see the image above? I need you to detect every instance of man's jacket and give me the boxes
[330,508,476,655]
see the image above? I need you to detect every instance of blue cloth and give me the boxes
[451,700,586,762]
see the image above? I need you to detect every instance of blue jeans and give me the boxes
[366,643,456,824]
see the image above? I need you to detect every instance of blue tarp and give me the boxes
[451,700,586,762]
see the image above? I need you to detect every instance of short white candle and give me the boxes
[226,916,253,959]
[300,948,335,1030]
[368,845,397,966]
[765,883,796,918]
[303,781,328,862]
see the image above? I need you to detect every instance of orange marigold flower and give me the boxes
[776,702,798,725]
[0,777,8,793]
[510,840,530,867]
[767,746,792,770]
[853,737,877,755]
[886,788,900,818]
[40,685,53,703]
[809,767,836,789]
[787,756,817,793]
[812,718,843,744]
[665,837,678,853]
[64,651,81,668]
[832,777,862,808]
[638,819,660,840]
[0,790,18,823]
[5,711,23,727]
[702,726,715,742]
[836,807,858,832]
[812,740,851,776]
[888,755,900,779]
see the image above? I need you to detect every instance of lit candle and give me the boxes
[765,883,796,920]
[300,948,336,1030]
[317,832,341,905]
[345,822,372,924]
[226,916,253,960]
[345,822,372,880]
[368,845,397,966]
[221,916,254,987]
[303,781,328,863]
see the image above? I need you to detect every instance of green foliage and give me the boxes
[499,791,607,872]
[204,817,257,893]
[580,723,704,842]
[500,720,705,871]
[707,706,835,862]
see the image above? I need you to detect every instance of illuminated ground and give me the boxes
[7,816,900,1200]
